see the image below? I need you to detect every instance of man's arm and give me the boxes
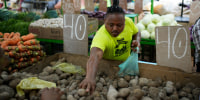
[79,47,103,93]
[86,47,103,80]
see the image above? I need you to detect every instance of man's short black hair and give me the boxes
[105,0,125,17]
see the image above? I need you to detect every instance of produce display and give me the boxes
[0,32,46,72]
[136,14,180,40]
[29,18,63,28]
[0,57,199,100]
[0,9,40,36]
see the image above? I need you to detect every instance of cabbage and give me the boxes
[141,30,150,39]
[142,17,152,26]
[147,23,156,33]
[150,32,155,40]
[156,21,162,26]
[136,23,145,31]
[171,21,178,26]
[161,14,174,21]
[162,19,171,26]
[151,14,160,24]
[143,14,153,19]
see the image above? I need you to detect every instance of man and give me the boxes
[192,17,200,72]
[79,0,141,93]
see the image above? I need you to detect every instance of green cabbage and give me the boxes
[141,30,150,39]
[147,23,156,33]
[136,23,145,31]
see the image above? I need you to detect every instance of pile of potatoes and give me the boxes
[0,58,200,100]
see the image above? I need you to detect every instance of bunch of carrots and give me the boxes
[0,32,46,72]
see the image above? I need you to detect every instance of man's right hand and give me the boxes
[79,78,96,94]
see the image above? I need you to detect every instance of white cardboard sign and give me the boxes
[189,1,200,24]
[63,14,88,56]
[62,0,75,14]
[85,0,95,11]
[155,26,192,73]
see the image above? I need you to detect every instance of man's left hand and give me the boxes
[131,40,140,52]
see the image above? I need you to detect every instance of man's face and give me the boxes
[104,13,125,37]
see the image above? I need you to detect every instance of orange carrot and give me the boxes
[27,50,32,55]
[7,37,21,46]
[0,38,9,42]
[3,33,10,38]
[4,46,18,51]
[1,41,9,49]
[8,67,12,72]
[30,58,37,63]
[12,32,21,38]
[19,57,27,62]
[8,32,14,39]
[16,45,27,52]
[12,69,18,73]
[8,50,16,57]
[0,32,3,38]
[17,41,23,46]
[21,33,37,41]
[36,56,41,60]
[23,39,39,46]
[33,51,39,56]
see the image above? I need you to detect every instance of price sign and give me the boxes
[63,14,88,56]
[189,1,200,24]
[85,0,94,12]
[99,0,107,12]
[134,0,143,14]
[62,0,75,14]
[73,0,81,13]
[155,26,192,73]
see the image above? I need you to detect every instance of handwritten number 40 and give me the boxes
[156,27,188,59]
[64,15,87,40]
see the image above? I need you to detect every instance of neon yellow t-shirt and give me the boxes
[91,17,138,61]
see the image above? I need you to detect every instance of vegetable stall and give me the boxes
[0,0,200,100]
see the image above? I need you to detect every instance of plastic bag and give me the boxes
[16,77,56,96]
[118,48,139,77]
[52,63,85,75]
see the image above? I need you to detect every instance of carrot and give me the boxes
[10,37,21,45]
[10,58,15,64]
[8,50,16,57]
[23,39,39,46]
[27,50,33,55]
[27,61,32,65]
[8,67,12,72]
[33,51,39,56]
[3,33,10,38]
[33,45,42,50]
[12,32,21,38]
[21,33,37,41]
[8,32,14,39]
[4,46,17,51]
[30,58,37,63]
[11,69,18,73]
[0,32,3,38]
[19,52,26,57]
[17,41,24,46]
[1,41,9,49]
[15,45,27,52]
[0,38,9,42]
[36,56,41,60]
[19,57,27,62]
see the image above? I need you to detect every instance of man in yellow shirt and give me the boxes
[79,0,141,93]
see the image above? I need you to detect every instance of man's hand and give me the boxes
[79,78,96,94]
[131,40,140,52]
